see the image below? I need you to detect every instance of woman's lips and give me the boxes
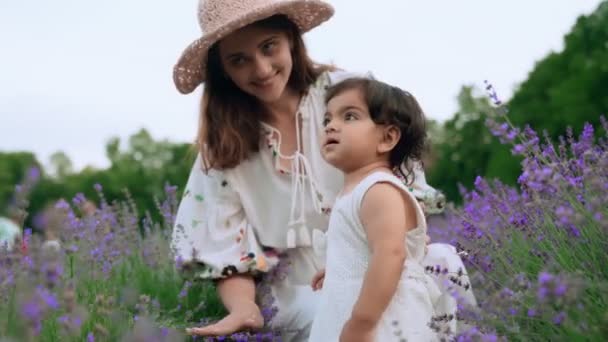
[252,72,278,87]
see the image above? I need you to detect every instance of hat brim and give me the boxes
[173,0,334,94]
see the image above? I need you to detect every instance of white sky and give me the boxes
[0,0,604,171]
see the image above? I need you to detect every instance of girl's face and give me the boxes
[218,25,293,105]
[321,88,386,172]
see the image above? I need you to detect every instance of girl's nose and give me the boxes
[324,121,338,133]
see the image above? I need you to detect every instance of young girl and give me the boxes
[309,78,440,341]
[171,0,474,340]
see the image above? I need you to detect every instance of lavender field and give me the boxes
[1,105,607,341]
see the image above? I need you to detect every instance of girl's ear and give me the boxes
[377,125,401,154]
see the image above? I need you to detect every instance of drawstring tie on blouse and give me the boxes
[286,111,325,248]
[264,111,325,248]
[286,150,323,248]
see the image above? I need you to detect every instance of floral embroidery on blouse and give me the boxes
[392,168,446,215]
[182,249,278,280]
[263,127,289,174]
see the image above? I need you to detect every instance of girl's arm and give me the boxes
[348,182,418,328]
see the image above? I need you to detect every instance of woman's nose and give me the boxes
[253,56,273,79]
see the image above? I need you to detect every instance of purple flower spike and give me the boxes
[553,312,566,325]
[538,272,554,285]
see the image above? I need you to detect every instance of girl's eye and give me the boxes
[322,117,330,127]
[345,112,357,121]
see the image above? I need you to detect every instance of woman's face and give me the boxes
[218,25,293,105]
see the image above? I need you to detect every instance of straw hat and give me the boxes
[173,0,335,94]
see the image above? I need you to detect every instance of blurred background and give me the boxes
[1,0,607,226]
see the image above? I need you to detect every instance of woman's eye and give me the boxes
[262,41,276,53]
[229,58,244,67]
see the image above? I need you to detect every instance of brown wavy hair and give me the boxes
[199,15,333,170]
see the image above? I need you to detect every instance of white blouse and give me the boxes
[170,70,445,280]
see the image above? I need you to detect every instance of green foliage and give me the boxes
[0,152,40,216]
[0,235,220,341]
[427,86,521,203]
[49,151,74,179]
[428,1,608,203]
[507,1,608,138]
[86,129,194,224]
[0,129,195,231]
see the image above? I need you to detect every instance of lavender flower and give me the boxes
[430,85,607,340]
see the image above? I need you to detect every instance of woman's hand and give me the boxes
[185,299,263,336]
[311,268,325,291]
[339,318,376,342]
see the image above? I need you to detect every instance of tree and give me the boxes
[0,152,41,215]
[426,86,512,203]
[428,1,608,202]
[49,151,74,178]
[501,1,608,138]
[4,129,194,231]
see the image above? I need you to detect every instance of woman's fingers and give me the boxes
[316,277,324,291]
[311,269,326,291]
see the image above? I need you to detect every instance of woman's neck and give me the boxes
[263,87,301,125]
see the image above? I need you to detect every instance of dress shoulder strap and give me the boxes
[350,171,427,231]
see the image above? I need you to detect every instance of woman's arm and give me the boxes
[172,155,274,336]
[217,274,257,313]
[187,274,263,336]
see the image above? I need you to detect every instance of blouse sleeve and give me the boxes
[170,154,280,280]
[403,160,447,215]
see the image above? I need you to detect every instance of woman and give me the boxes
[171,0,475,340]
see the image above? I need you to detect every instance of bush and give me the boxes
[0,182,279,341]
[429,83,608,340]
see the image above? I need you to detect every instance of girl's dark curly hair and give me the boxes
[325,77,427,184]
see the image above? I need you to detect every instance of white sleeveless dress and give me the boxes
[309,172,441,341]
